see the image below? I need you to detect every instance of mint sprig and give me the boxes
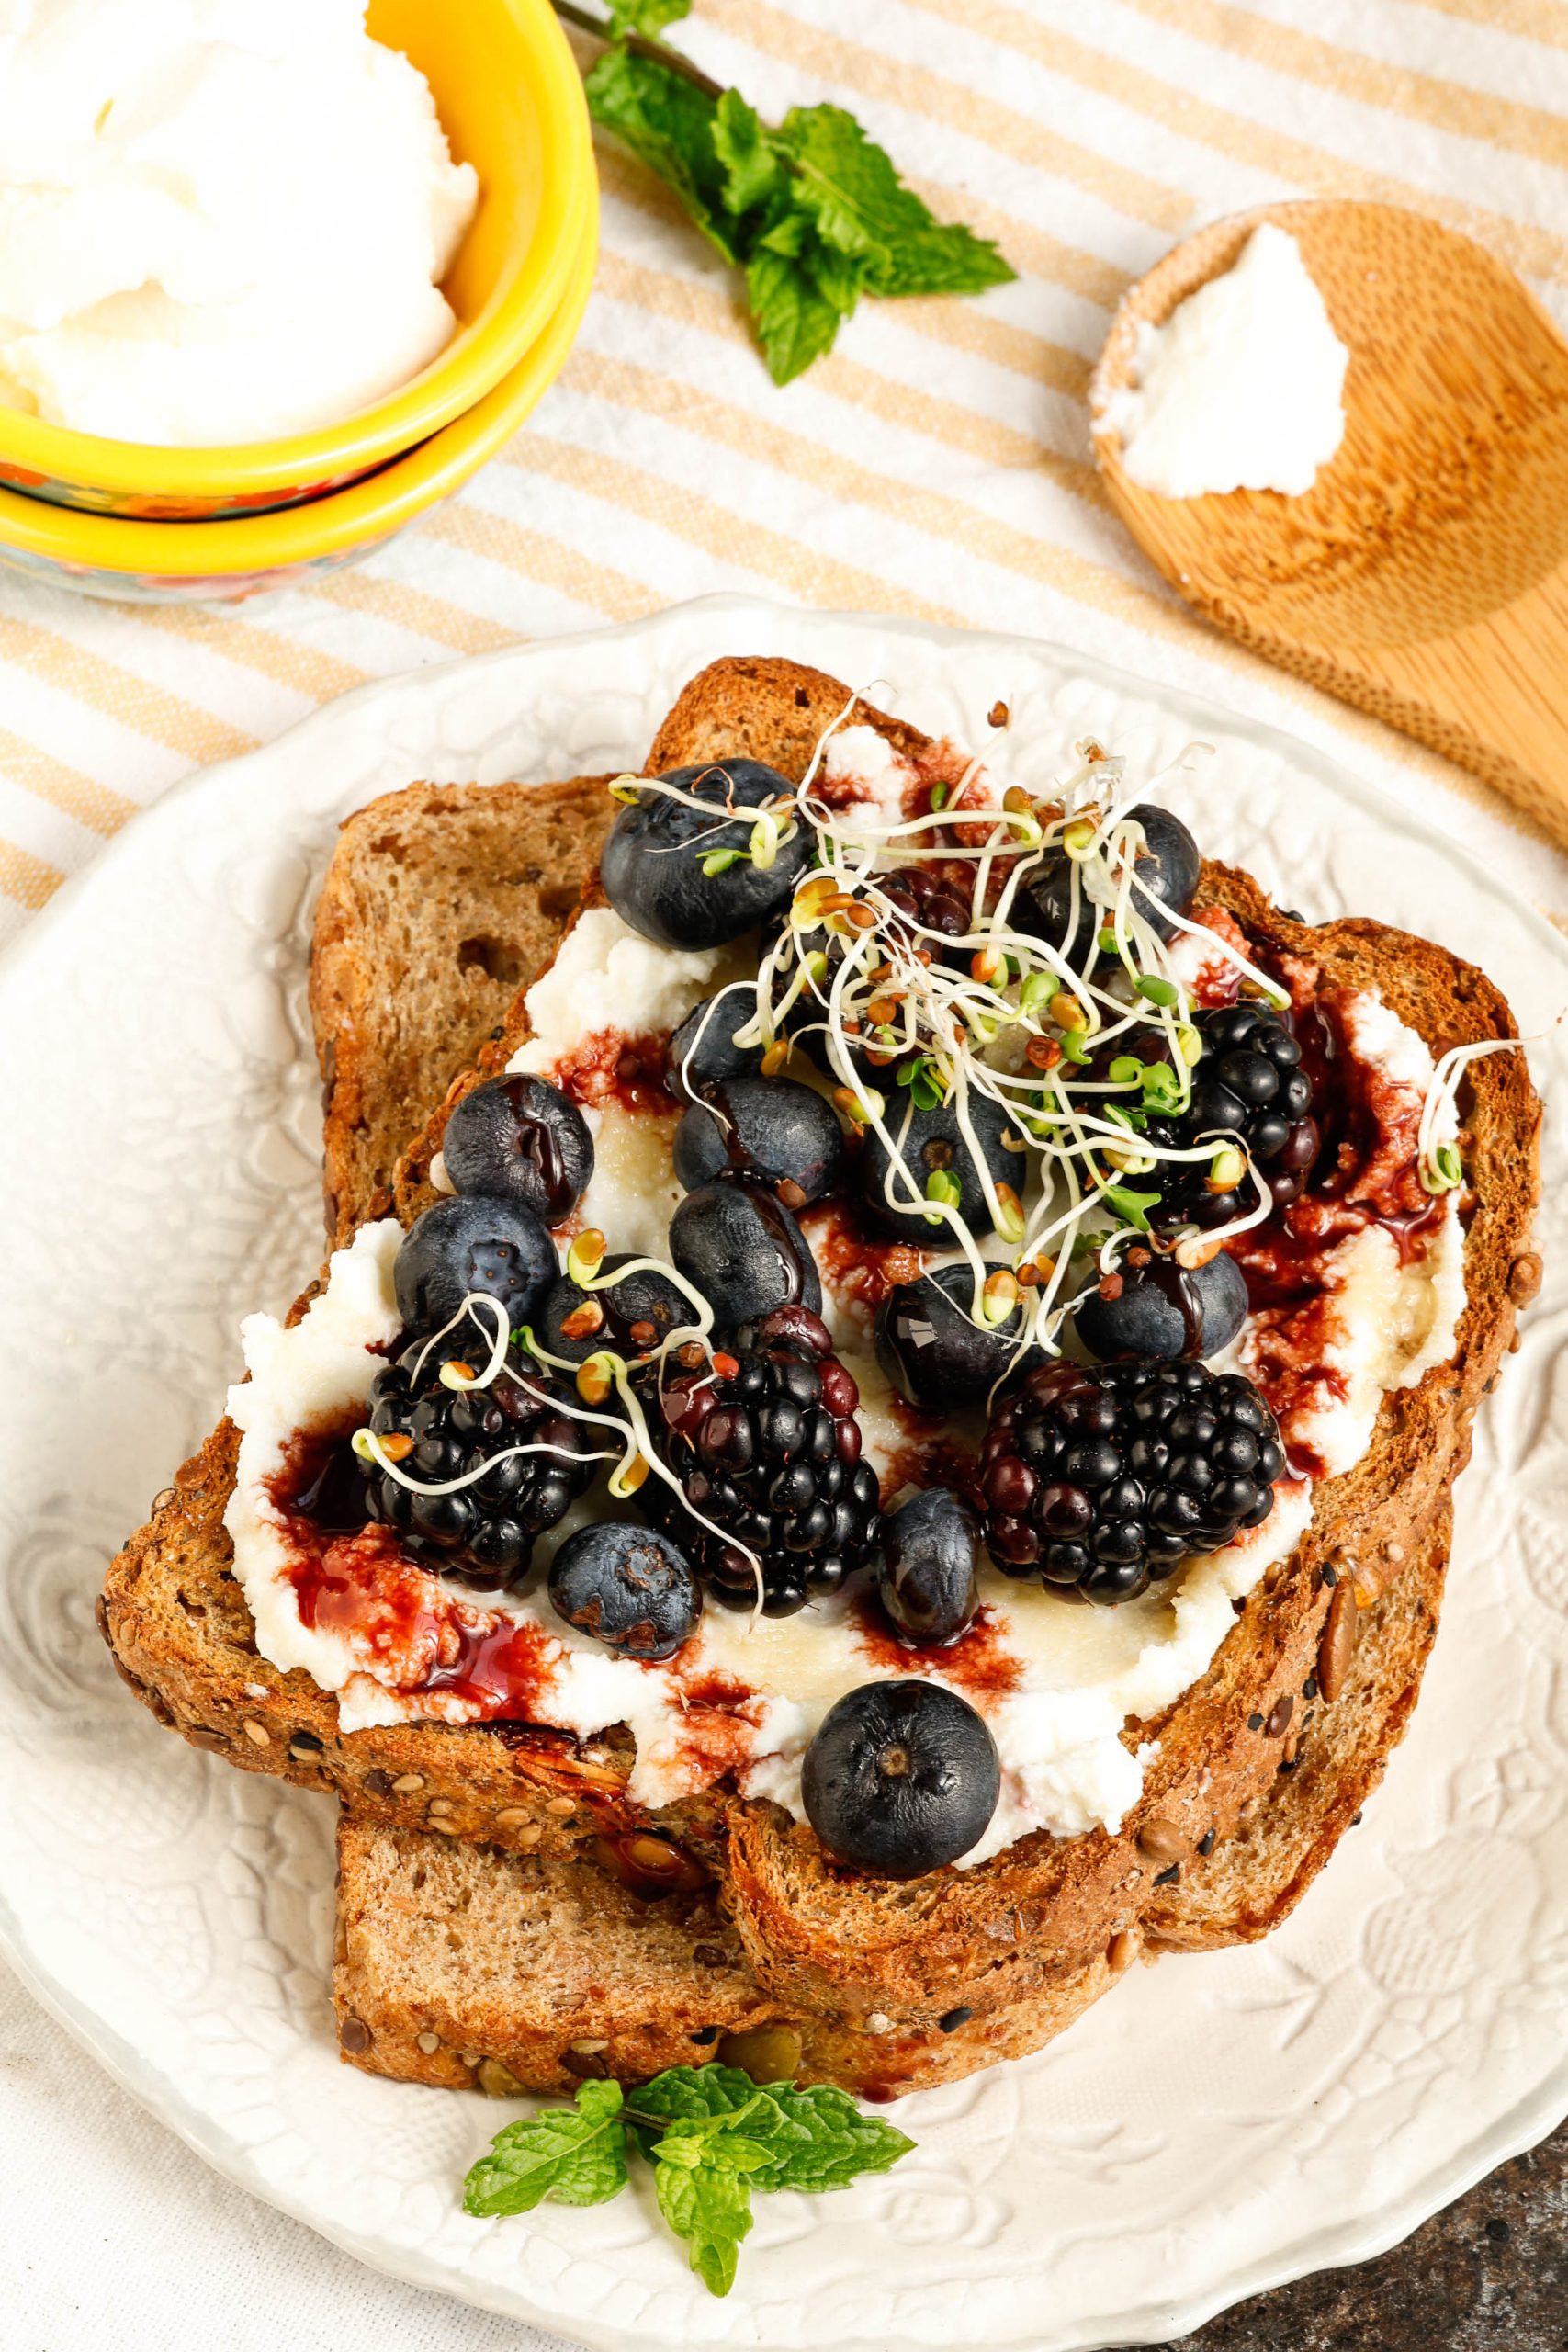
[464,2076,629,2212]
[464,2062,914,2296]
[556,0,1014,383]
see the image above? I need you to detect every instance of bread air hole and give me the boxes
[457,934,525,986]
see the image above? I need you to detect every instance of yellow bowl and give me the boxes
[0,187,596,603]
[0,0,593,521]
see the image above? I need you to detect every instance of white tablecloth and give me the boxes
[0,1961,562,2351]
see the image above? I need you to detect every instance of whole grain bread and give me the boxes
[310,775,614,1244]
[333,1502,1452,2100]
[102,658,1540,2084]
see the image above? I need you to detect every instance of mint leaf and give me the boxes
[658,2120,774,2171]
[652,2141,755,2297]
[746,245,845,385]
[581,38,1010,384]
[607,0,692,35]
[584,48,743,266]
[627,2063,760,2141]
[464,2078,628,2215]
[712,87,786,216]
[756,208,808,259]
[630,2065,914,2196]
[732,2079,915,2194]
[775,103,1014,298]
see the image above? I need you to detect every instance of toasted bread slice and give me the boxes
[103,660,1540,2086]
[322,726,1465,2099]
[333,1501,1451,2099]
[310,775,614,1244]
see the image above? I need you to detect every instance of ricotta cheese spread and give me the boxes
[506,907,750,1260]
[224,1216,1314,1860]
[224,870,1467,1862]
[1099,224,1348,499]
[0,0,478,444]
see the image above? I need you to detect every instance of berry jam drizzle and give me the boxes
[551,1028,679,1116]
[801,1201,929,1317]
[850,1593,1023,1699]
[265,1427,774,1739]
[1223,958,1451,1478]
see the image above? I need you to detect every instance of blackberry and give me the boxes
[780,862,973,1079]
[788,860,971,987]
[980,1359,1285,1604]
[878,862,973,963]
[648,1305,882,1616]
[358,1321,600,1591]
[1142,1002,1318,1229]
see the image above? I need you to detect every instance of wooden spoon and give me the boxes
[1090,199,1568,841]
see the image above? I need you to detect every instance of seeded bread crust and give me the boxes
[332,1503,1450,2101]
[102,658,1541,2076]
[310,775,614,1245]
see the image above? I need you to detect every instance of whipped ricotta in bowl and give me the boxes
[0,0,478,443]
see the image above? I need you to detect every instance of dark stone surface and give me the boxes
[1158,2121,1567,2351]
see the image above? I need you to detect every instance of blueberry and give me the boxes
[1075,1250,1247,1363]
[394,1196,558,1338]
[601,761,813,950]
[878,1489,980,1647]
[875,1262,1041,1411]
[670,984,766,1099]
[442,1074,593,1225]
[668,1177,822,1329]
[673,1077,845,1205]
[1015,802,1201,963]
[547,1522,701,1660]
[857,1090,1021,1242]
[802,1680,1000,1877]
[537,1253,693,1365]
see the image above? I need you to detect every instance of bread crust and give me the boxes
[101,656,1540,2093]
[333,1508,1451,2099]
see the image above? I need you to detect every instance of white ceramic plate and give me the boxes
[2,596,1564,2352]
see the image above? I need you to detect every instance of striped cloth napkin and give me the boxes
[3,0,1568,945]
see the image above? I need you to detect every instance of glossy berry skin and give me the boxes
[359,1331,597,1589]
[442,1073,593,1225]
[878,1488,981,1647]
[1016,802,1201,962]
[802,1680,1000,1878]
[670,984,766,1099]
[547,1523,701,1660]
[601,761,813,950]
[880,863,975,964]
[1145,1001,1317,1229]
[874,1263,1041,1412]
[668,1176,822,1329]
[786,861,974,1024]
[980,1360,1285,1605]
[857,1089,1021,1243]
[536,1253,693,1368]
[648,1306,880,1616]
[1074,1248,1247,1364]
[673,1076,845,1206]
[394,1196,558,1339]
